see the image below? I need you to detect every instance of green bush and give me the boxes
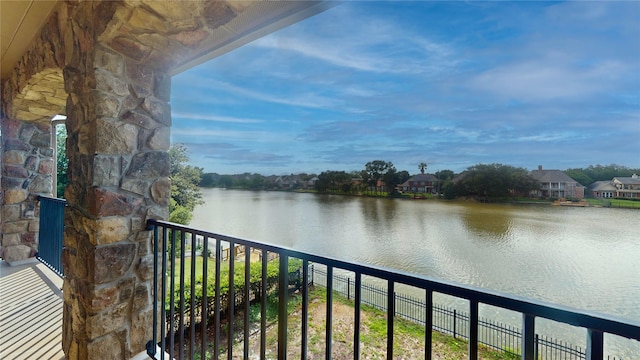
[167,258,303,316]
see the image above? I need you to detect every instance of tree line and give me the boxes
[54,126,639,222]
[199,161,640,200]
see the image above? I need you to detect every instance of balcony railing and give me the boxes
[145,219,640,360]
[37,196,66,277]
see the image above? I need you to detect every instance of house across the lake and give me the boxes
[398,173,439,194]
[588,174,640,199]
[529,165,585,199]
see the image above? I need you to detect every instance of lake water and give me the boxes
[191,188,640,357]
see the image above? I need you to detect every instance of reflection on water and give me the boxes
[192,189,640,357]
[461,205,513,242]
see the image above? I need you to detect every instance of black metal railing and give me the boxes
[310,266,609,359]
[146,219,640,360]
[37,196,66,277]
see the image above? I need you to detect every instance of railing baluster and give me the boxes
[522,314,535,360]
[160,226,168,360]
[326,266,333,359]
[229,242,235,360]
[587,329,604,360]
[149,224,159,358]
[169,229,176,360]
[278,253,289,360]
[179,231,186,360]
[214,237,221,359]
[244,245,251,360]
[387,281,395,360]
[190,232,197,359]
[201,236,209,360]
[301,259,309,360]
[425,289,433,360]
[468,300,478,360]
[261,249,268,360]
[354,272,361,360]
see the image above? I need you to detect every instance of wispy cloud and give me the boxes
[172,128,290,143]
[172,112,263,124]
[171,1,640,174]
[251,5,458,77]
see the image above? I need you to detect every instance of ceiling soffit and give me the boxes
[98,1,332,75]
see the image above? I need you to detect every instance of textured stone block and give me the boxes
[2,204,21,221]
[136,255,154,281]
[150,177,170,205]
[91,217,130,245]
[95,70,129,96]
[27,174,52,193]
[92,243,136,283]
[3,244,32,262]
[3,189,28,204]
[2,220,28,233]
[95,119,137,154]
[87,302,128,339]
[3,165,29,179]
[125,151,169,177]
[91,156,121,187]
[3,150,26,165]
[38,159,54,175]
[130,309,153,355]
[146,126,170,150]
[87,333,123,360]
[89,188,142,217]
[2,233,21,246]
[3,139,29,151]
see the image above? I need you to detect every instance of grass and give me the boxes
[586,198,640,209]
[223,286,521,360]
[170,256,217,283]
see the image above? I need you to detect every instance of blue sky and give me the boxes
[170,1,640,175]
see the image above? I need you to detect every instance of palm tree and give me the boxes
[419,162,427,174]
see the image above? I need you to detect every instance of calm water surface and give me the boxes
[192,188,639,356]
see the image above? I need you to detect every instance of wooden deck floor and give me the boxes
[0,260,64,360]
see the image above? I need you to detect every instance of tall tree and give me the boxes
[315,170,351,192]
[169,144,204,225]
[418,162,427,174]
[435,169,455,181]
[455,163,538,198]
[363,160,396,192]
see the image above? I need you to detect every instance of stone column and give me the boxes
[61,32,171,360]
[1,117,53,262]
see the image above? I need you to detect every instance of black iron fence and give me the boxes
[311,266,602,359]
[37,196,66,277]
[146,219,640,360]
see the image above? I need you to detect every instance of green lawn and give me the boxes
[586,198,640,209]
[170,256,218,283]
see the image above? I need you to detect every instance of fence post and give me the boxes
[534,334,539,360]
[311,264,314,286]
[453,310,457,339]
[347,278,351,300]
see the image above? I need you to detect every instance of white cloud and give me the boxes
[172,112,263,124]
[171,128,289,143]
[251,5,458,77]
[208,80,341,109]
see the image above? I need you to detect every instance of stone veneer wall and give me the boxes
[1,2,171,358]
[1,118,53,262]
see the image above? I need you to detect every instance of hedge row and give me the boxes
[167,257,303,314]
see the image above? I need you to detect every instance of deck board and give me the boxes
[0,261,64,360]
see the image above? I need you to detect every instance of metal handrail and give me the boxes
[146,219,640,360]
